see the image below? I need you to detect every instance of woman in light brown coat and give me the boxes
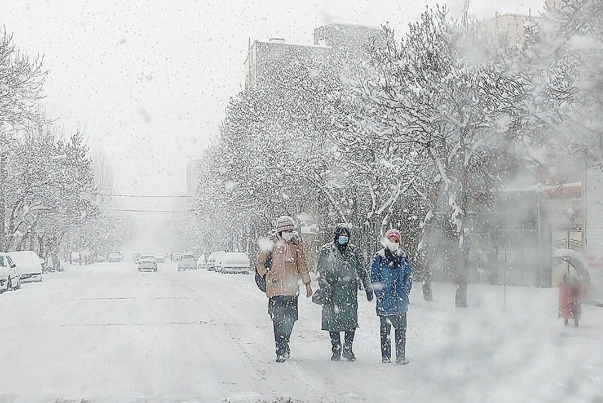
[257,216,313,363]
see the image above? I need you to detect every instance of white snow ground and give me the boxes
[0,263,601,403]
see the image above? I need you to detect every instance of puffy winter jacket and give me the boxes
[370,248,412,316]
[257,238,311,298]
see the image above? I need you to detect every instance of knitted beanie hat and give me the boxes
[275,216,295,233]
[385,229,401,243]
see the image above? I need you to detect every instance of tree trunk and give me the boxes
[422,267,433,301]
[416,250,434,301]
[455,142,470,308]
[455,280,468,307]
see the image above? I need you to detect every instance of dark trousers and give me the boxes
[380,313,407,360]
[273,316,295,357]
[269,296,298,357]
[329,330,355,354]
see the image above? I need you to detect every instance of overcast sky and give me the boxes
[2,0,546,198]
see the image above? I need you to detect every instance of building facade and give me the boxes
[480,14,530,45]
[313,23,382,60]
[244,39,331,91]
[244,23,382,91]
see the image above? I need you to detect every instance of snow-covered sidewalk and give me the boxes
[0,264,600,402]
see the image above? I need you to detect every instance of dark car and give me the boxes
[156,253,166,263]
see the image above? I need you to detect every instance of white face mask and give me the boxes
[282,232,294,242]
[382,237,400,253]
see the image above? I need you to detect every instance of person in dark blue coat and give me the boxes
[370,229,412,365]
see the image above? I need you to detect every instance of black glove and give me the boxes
[366,289,374,302]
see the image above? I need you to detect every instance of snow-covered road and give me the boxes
[0,263,601,402]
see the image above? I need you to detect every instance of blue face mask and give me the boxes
[338,236,349,245]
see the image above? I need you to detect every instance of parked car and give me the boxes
[137,254,157,272]
[0,253,20,292]
[220,252,251,274]
[107,252,123,263]
[207,251,225,271]
[155,253,166,263]
[96,255,107,263]
[8,251,43,283]
[173,253,183,262]
[177,254,196,271]
[196,254,207,270]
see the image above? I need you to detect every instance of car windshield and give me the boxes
[2,0,602,401]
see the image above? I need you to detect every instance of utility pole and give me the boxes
[461,0,471,32]
[0,151,6,251]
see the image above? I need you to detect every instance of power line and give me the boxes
[110,194,193,198]
[113,209,186,213]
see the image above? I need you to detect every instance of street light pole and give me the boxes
[0,150,6,251]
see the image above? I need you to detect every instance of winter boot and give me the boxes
[283,344,291,360]
[342,331,356,362]
[342,348,356,362]
[396,356,409,365]
[382,356,391,364]
[330,332,341,361]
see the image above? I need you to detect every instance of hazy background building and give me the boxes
[186,159,203,197]
[245,23,383,91]
[313,23,382,60]
[481,14,530,44]
[245,39,331,90]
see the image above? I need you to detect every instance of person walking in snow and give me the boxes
[256,216,313,363]
[370,229,412,365]
[316,223,373,362]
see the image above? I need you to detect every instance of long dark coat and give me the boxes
[316,242,371,332]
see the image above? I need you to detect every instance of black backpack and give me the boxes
[255,252,272,292]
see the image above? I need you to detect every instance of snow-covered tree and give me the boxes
[0,28,45,132]
[358,7,526,306]
[4,128,98,257]
[519,0,603,178]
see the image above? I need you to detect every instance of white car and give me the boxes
[0,253,20,292]
[107,252,122,262]
[220,252,251,274]
[207,251,225,271]
[137,254,157,272]
[178,254,196,271]
[196,254,207,270]
[9,251,43,283]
